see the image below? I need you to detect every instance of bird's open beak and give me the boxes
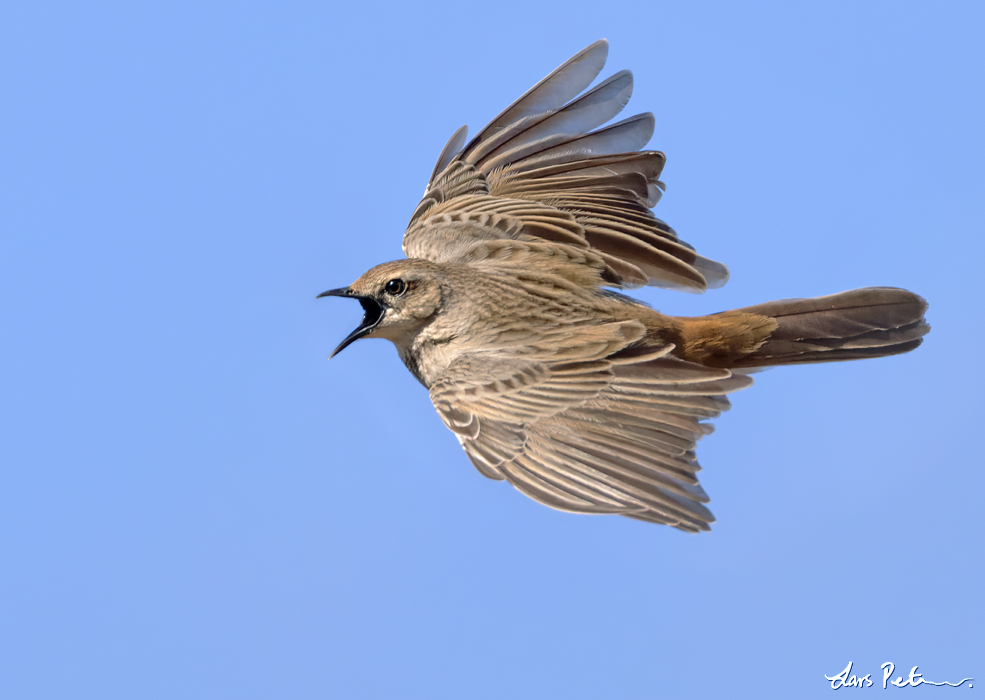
[317,287,386,357]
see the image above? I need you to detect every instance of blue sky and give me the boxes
[2,1,982,697]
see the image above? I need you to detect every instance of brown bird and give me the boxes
[319,40,929,532]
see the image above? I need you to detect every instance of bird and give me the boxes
[318,39,929,532]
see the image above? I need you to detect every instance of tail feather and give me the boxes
[732,287,929,367]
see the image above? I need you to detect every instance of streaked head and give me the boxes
[318,259,445,357]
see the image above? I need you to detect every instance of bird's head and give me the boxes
[318,259,445,357]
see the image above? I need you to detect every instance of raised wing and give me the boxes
[404,39,729,293]
[428,322,753,531]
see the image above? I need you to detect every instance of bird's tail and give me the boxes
[673,287,929,369]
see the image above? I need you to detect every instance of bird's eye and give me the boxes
[384,278,407,296]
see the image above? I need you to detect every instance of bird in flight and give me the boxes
[319,39,928,531]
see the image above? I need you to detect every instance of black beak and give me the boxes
[317,287,386,358]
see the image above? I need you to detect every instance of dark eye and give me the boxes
[384,278,407,296]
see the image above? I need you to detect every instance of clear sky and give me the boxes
[2,1,982,698]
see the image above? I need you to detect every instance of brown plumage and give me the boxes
[319,40,929,531]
